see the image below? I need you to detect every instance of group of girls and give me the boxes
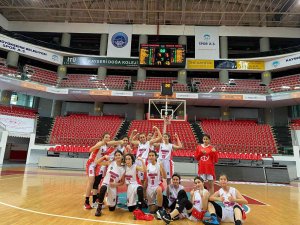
[83,129,248,225]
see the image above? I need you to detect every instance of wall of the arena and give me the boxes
[62,102,94,115]
[187,106,221,120]
[230,108,258,120]
[0,14,8,30]
[0,131,8,164]
[187,106,259,121]
[273,107,289,126]
[38,98,54,117]
[103,103,136,120]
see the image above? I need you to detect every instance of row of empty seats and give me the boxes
[290,119,300,130]
[192,78,267,94]
[48,144,272,163]
[200,120,277,154]
[2,60,300,94]
[0,105,37,118]
[60,74,130,89]
[128,120,197,151]
[24,65,58,86]
[49,115,123,146]
[269,74,300,93]
[48,145,90,153]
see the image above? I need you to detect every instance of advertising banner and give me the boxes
[111,91,133,97]
[0,34,63,64]
[186,59,214,69]
[237,61,265,70]
[21,82,46,91]
[266,53,300,71]
[89,90,112,96]
[107,25,133,58]
[63,56,138,67]
[214,60,237,69]
[220,94,243,100]
[46,87,69,94]
[195,27,219,59]
[176,93,199,99]
[0,115,35,133]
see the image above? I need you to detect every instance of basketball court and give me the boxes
[0,165,299,225]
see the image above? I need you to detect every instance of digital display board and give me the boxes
[139,44,185,68]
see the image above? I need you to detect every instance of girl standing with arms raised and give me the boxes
[84,133,123,209]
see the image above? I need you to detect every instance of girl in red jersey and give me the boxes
[84,133,123,209]
[195,134,218,195]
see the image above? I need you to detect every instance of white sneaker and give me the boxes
[92,202,98,208]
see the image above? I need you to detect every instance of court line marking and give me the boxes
[0,175,24,181]
[0,201,140,225]
[242,194,270,206]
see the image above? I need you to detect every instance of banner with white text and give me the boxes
[0,34,63,64]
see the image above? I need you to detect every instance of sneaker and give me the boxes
[156,210,162,220]
[95,205,102,217]
[133,209,154,221]
[92,202,98,208]
[173,215,180,221]
[203,215,219,225]
[84,203,92,210]
[141,200,148,209]
[161,213,172,224]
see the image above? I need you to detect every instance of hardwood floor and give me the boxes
[0,166,299,225]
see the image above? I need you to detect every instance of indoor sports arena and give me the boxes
[0,1,300,225]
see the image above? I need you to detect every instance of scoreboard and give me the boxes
[139,44,185,68]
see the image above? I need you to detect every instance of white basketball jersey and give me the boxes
[125,164,140,185]
[193,189,208,211]
[168,184,184,206]
[147,162,161,188]
[136,141,150,159]
[108,145,125,161]
[219,187,237,208]
[90,145,108,160]
[159,143,173,160]
[102,161,125,186]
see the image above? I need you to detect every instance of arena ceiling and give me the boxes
[0,0,300,27]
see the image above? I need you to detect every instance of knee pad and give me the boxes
[97,185,107,203]
[93,175,102,189]
[177,189,187,201]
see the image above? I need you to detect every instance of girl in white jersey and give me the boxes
[158,176,209,224]
[146,150,167,213]
[84,133,123,209]
[162,173,184,213]
[155,133,182,185]
[94,150,125,217]
[130,127,162,188]
[124,153,147,211]
[203,174,248,225]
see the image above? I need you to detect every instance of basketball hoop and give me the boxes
[148,99,186,122]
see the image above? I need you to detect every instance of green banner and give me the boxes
[63,56,139,67]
